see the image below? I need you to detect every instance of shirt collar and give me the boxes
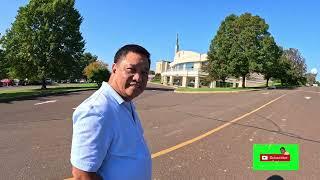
[102,81,126,104]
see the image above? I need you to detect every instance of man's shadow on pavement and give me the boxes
[267,175,284,180]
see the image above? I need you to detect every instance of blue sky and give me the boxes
[1,0,319,80]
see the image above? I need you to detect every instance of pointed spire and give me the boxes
[175,33,179,53]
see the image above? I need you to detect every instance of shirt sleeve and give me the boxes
[70,105,113,172]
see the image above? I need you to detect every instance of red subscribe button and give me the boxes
[260,154,290,161]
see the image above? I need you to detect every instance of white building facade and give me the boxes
[156,35,267,88]
[160,50,209,88]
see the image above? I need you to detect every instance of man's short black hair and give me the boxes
[114,44,151,68]
[280,147,285,151]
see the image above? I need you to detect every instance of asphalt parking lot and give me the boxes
[0,83,319,179]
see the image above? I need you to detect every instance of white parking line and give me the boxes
[34,100,57,105]
[304,96,311,100]
[164,129,182,137]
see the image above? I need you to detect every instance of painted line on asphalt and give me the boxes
[151,93,287,159]
[64,94,287,180]
[304,96,311,100]
[164,129,182,137]
[34,100,57,105]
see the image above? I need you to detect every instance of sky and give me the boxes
[0,0,319,80]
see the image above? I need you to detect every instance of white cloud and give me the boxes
[311,68,318,74]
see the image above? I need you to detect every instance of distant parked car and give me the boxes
[267,85,276,89]
[18,79,27,86]
[187,81,195,87]
[13,79,20,86]
[26,80,41,85]
[46,79,53,85]
[0,79,14,86]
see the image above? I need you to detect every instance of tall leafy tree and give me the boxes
[229,13,270,87]
[258,37,282,87]
[71,52,98,80]
[207,14,237,82]
[207,13,272,88]
[0,48,8,79]
[1,0,84,89]
[284,48,307,81]
[82,52,98,65]
[284,48,307,85]
[275,48,307,86]
[305,73,317,85]
[275,54,293,86]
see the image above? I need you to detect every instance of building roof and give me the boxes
[170,50,207,67]
[157,60,171,63]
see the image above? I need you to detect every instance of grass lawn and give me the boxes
[0,83,98,101]
[150,80,161,83]
[175,87,258,92]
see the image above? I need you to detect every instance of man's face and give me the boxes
[112,52,149,101]
[280,148,285,154]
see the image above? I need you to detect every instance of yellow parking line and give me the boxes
[151,94,287,159]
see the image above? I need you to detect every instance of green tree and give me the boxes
[283,48,307,85]
[1,0,84,89]
[0,50,8,79]
[207,14,237,83]
[275,48,307,86]
[152,73,161,81]
[84,61,110,87]
[82,52,98,65]
[149,70,155,75]
[285,48,307,82]
[275,54,292,86]
[258,37,282,87]
[229,13,270,88]
[207,13,272,88]
[305,73,316,85]
[71,52,98,81]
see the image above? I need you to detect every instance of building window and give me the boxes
[175,64,183,70]
[186,62,194,70]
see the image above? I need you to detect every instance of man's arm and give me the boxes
[72,166,101,180]
[71,105,113,180]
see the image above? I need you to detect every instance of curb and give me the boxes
[148,82,179,89]
[174,89,261,94]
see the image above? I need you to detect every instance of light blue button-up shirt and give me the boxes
[71,82,151,180]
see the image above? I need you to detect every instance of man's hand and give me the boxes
[72,166,101,180]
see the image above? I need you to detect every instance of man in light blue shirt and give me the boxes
[71,44,152,180]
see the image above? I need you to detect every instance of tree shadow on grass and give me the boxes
[0,86,98,104]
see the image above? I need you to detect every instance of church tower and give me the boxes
[175,33,180,53]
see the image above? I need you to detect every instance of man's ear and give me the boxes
[112,63,117,73]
